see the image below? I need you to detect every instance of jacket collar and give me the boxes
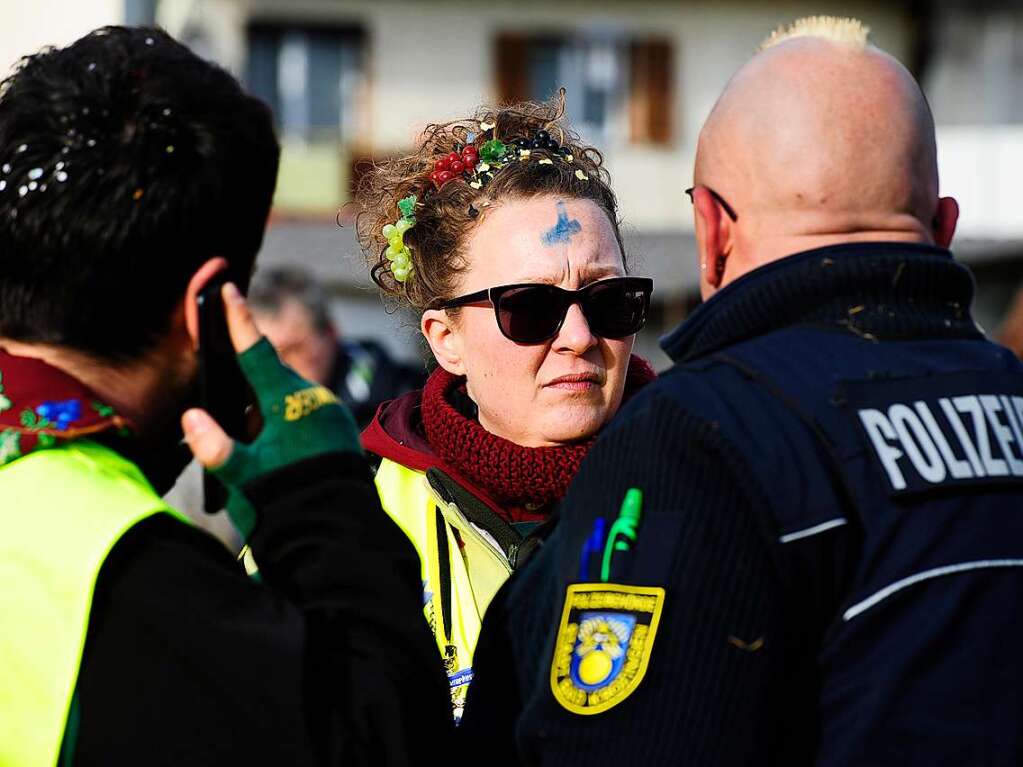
[661,241,982,363]
[362,388,511,517]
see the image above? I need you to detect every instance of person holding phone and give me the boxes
[355,95,656,721]
[0,27,448,765]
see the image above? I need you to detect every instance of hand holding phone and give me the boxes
[184,280,362,540]
[196,274,259,512]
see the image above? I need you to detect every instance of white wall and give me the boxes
[937,125,1023,240]
[0,0,124,78]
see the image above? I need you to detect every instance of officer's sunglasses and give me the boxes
[436,276,654,344]
[684,185,739,222]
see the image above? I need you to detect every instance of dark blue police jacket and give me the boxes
[460,241,1023,766]
[658,242,1023,764]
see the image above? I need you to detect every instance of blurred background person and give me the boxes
[249,267,425,429]
[356,97,656,721]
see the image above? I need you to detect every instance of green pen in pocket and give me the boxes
[600,488,643,582]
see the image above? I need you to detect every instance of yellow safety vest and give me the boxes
[374,458,515,722]
[0,440,187,766]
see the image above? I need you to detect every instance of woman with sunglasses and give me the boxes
[356,96,655,721]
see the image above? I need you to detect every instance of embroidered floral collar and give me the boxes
[0,347,131,466]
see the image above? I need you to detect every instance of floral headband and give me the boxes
[381,124,590,284]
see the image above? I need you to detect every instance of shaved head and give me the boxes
[692,24,956,297]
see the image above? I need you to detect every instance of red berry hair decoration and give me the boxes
[428,125,586,194]
[430,145,479,189]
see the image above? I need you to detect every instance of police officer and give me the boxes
[0,28,448,765]
[459,18,1023,765]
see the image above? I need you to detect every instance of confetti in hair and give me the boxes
[759,16,871,52]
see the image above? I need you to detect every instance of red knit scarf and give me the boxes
[420,355,656,514]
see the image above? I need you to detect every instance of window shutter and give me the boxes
[629,39,673,145]
[495,33,529,104]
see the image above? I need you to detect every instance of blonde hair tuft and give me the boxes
[759,16,871,52]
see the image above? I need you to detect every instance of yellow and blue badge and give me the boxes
[550,582,665,715]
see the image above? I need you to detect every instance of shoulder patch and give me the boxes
[550,583,665,715]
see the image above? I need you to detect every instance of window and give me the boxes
[495,33,673,146]
[246,22,366,143]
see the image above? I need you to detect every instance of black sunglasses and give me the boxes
[684,185,739,222]
[436,276,654,344]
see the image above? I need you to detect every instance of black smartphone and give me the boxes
[196,273,259,513]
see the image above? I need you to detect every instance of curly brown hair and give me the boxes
[355,93,625,311]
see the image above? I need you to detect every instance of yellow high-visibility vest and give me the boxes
[0,440,187,766]
[374,458,514,721]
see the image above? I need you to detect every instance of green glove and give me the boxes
[211,337,362,539]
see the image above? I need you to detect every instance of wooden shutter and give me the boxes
[495,33,529,104]
[629,39,674,145]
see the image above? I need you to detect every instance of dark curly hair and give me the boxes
[0,26,279,362]
[356,93,625,311]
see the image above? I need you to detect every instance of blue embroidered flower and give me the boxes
[35,399,82,431]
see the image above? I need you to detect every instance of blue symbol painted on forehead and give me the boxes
[541,201,582,246]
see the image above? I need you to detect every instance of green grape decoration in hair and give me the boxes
[382,194,417,283]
